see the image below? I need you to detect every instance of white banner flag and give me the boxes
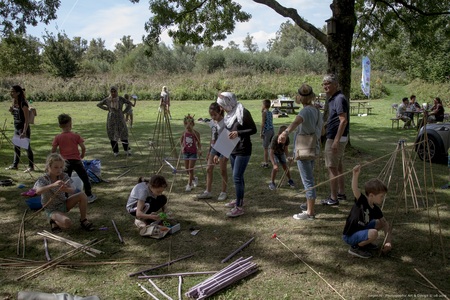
[361,56,371,97]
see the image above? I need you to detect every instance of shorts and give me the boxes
[45,201,68,218]
[210,147,223,158]
[262,129,274,148]
[324,138,347,168]
[342,219,377,246]
[271,152,287,165]
[183,152,197,160]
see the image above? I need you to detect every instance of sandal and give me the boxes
[80,219,94,231]
[50,220,62,233]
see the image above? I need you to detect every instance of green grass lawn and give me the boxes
[0,90,449,299]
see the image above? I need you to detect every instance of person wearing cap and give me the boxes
[321,74,349,206]
[97,86,133,156]
[278,84,323,220]
[217,92,257,217]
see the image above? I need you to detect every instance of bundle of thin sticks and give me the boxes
[37,230,103,257]
[185,256,258,299]
[16,239,102,281]
[0,257,142,269]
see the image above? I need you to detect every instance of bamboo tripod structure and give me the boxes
[149,105,178,175]
[379,139,424,212]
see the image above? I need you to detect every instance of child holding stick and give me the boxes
[34,153,94,233]
[180,114,202,192]
[268,125,295,190]
[126,175,168,225]
[342,164,392,258]
[197,102,228,201]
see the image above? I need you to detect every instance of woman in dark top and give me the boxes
[427,97,445,123]
[6,85,34,172]
[217,92,257,217]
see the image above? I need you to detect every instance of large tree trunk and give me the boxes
[326,0,357,100]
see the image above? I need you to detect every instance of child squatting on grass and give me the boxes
[342,165,393,258]
[180,114,202,192]
[125,175,168,226]
[34,153,94,233]
[268,125,295,190]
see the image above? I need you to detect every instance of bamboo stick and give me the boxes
[414,268,449,300]
[138,283,160,300]
[17,209,27,257]
[221,237,255,263]
[178,276,183,300]
[38,230,103,255]
[148,279,174,300]
[44,238,51,261]
[138,271,218,279]
[129,253,194,277]
[16,239,101,281]
[111,219,124,243]
[117,168,131,179]
[27,179,71,220]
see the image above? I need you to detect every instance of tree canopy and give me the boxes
[0,0,60,36]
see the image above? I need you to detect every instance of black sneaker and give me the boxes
[337,193,347,201]
[348,246,372,258]
[321,196,339,206]
[362,243,379,251]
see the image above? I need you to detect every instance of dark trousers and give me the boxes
[110,140,129,153]
[130,195,167,216]
[65,159,93,197]
[13,145,34,168]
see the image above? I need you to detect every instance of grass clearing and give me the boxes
[0,90,449,299]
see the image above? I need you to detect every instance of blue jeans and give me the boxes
[297,159,316,200]
[342,219,377,246]
[229,154,251,207]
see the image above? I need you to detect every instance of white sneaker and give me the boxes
[293,212,315,220]
[217,192,227,201]
[126,150,132,156]
[197,190,212,199]
[226,207,244,217]
[113,152,119,157]
[224,200,236,208]
[193,176,198,187]
[185,184,192,192]
[87,194,97,203]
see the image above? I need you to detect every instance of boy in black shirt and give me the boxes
[343,165,392,258]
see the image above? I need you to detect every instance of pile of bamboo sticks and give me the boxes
[185,256,258,299]
[15,239,101,281]
[37,230,103,257]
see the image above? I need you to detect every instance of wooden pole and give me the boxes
[129,253,194,277]
[111,219,124,243]
[221,237,255,263]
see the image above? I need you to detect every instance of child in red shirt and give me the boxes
[52,114,97,203]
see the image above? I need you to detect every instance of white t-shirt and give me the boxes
[126,182,150,212]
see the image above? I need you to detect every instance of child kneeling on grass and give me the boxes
[268,125,295,190]
[126,175,168,226]
[342,164,392,258]
[34,153,94,233]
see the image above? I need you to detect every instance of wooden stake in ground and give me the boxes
[111,219,124,243]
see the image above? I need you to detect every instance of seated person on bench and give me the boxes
[427,97,445,123]
[397,97,412,129]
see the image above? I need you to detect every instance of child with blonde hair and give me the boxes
[180,114,202,192]
[34,153,94,233]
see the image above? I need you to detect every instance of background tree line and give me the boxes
[1,19,448,83]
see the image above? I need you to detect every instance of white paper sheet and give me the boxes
[212,129,240,158]
[12,134,30,149]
